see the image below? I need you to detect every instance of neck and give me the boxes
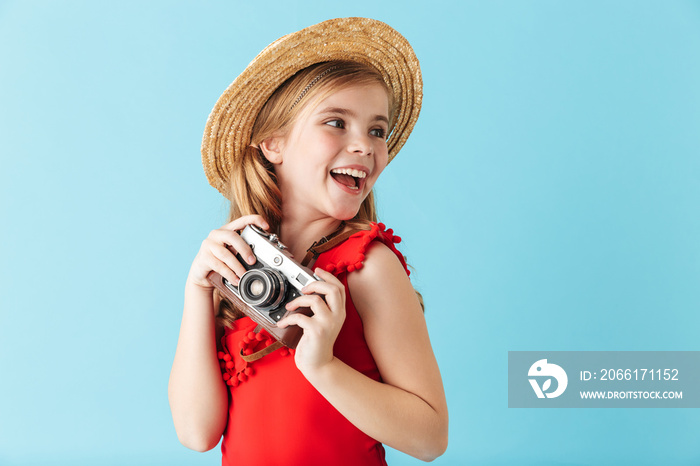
[279,215,344,262]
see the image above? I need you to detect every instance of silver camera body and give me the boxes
[222,225,320,327]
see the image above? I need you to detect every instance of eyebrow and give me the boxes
[317,106,389,125]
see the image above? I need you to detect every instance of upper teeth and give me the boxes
[331,168,367,178]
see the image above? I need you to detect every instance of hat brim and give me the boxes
[201,17,422,199]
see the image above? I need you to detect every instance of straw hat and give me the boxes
[201,17,422,199]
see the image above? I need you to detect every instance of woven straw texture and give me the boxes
[201,17,422,200]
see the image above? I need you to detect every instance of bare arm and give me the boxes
[279,243,448,461]
[168,283,228,451]
[168,215,269,451]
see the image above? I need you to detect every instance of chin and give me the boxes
[329,204,362,221]
[332,210,360,221]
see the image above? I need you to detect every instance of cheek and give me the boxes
[309,134,344,173]
[314,131,341,154]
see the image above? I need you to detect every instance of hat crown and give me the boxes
[202,17,422,200]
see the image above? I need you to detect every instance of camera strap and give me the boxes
[240,226,364,363]
[301,226,362,267]
[241,329,284,362]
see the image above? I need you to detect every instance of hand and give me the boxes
[186,215,269,291]
[277,268,347,374]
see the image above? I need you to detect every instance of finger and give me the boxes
[277,312,313,329]
[285,294,333,320]
[203,250,240,286]
[209,230,257,265]
[311,269,346,296]
[222,215,269,232]
[300,281,344,313]
[312,268,342,285]
[210,242,248,279]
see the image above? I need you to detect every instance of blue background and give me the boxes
[1,1,698,464]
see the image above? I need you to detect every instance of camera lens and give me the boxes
[238,268,286,309]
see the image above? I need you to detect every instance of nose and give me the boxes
[347,131,373,157]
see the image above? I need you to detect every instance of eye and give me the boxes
[325,119,345,129]
[370,128,387,139]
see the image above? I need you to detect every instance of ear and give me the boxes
[259,136,284,164]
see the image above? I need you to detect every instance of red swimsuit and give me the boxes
[218,223,409,466]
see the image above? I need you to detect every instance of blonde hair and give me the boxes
[226,60,392,234]
[217,61,420,328]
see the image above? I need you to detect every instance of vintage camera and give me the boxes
[207,225,319,348]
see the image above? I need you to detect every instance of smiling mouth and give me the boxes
[330,168,367,191]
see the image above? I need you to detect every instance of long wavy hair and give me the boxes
[216,61,420,328]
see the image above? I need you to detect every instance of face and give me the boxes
[264,83,390,221]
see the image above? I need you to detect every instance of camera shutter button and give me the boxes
[269,234,288,250]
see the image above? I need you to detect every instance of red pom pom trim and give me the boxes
[315,222,410,277]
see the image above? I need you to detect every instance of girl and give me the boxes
[169,17,448,465]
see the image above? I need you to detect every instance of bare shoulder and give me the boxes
[346,240,427,364]
[348,241,424,326]
[346,241,415,319]
[346,240,445,417]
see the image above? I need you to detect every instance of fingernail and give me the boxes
[247,255,256,264]
[262,223,269,230]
